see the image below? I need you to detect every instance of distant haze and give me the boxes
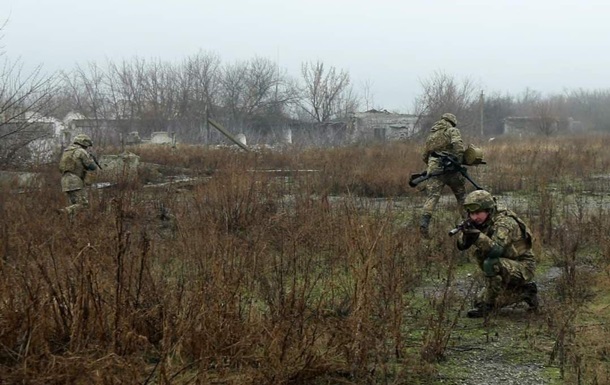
[2,0,609,112]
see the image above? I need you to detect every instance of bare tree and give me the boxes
[529,96,568,136]
[510,89,569,136]
[219,56,295,139]
[104,58,180,139]
[61,62,112,145]
[139,59,180,134]
[0,23,58,167]
[298,60,356,123]
[219,60,249,131]
[565,89,610,132]
[333,83,359,119]
[361,79,375,111]
[179,51,221,141]
[105,59,147,138]
[481,92,515,136]
[413,70,480,135]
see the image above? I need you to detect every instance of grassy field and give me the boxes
[1,134,609,384]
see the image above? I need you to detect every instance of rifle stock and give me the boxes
[409,172,429,187]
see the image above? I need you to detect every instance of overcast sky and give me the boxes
[1,0,609,112]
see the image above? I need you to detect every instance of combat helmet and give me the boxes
[463,189,495,213]
[73,134,93,148]
[441,113,457,126]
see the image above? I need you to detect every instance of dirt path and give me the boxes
[430,267,563,385]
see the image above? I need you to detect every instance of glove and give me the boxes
[482,244,503,277]
[463,228,480,244]
[461,229,481,249]
[456,238,470,251]
[483,256,500,277]
[457,228,480,251]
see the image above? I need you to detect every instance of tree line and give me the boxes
[54,55,360,144]
[3,26,610,167]
[1,50,361,163]
[414,70,610,138]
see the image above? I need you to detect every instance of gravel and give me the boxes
[429,266,562,385]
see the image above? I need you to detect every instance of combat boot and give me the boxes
[522,282,539,311]
[466,303,494,318]
[419,214,432,238]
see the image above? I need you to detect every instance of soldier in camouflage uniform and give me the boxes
[419,113,465,237]
[457,190,539,318]
[59,134,98,216]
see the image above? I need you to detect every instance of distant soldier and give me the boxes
[58,134,98,215]
[456,190,539,318]
[419,112,465,237]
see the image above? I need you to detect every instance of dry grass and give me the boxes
[1,134,610,384]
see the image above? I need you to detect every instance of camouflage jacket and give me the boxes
[472,208,536,268]
[59,144,96,192]
[422,119,465,173]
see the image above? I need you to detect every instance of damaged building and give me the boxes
[351,109,422,141]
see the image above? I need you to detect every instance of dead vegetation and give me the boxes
[1,134,610,384]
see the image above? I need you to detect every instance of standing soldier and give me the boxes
[419,112,465,237]
[456,190,538,318]
[59,134,98,215]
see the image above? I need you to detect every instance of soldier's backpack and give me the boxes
[59,147,78,174]
[504,208,534,250]
[463,144,485,165]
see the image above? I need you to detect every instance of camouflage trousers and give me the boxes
[422,173,466,217]
[477,257,536,307]
[63,189,89,215]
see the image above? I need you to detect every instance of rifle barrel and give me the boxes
[448,226,462,236]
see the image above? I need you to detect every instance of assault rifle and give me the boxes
[409,151,482,190]
[89,152,103,170]
[448,218,474,236]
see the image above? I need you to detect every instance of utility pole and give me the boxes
[204,104,211,145]
[479,90,485,137]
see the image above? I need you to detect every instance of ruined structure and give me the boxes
[351,109,421,141]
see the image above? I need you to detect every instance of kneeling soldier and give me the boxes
[457,190,539,317]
